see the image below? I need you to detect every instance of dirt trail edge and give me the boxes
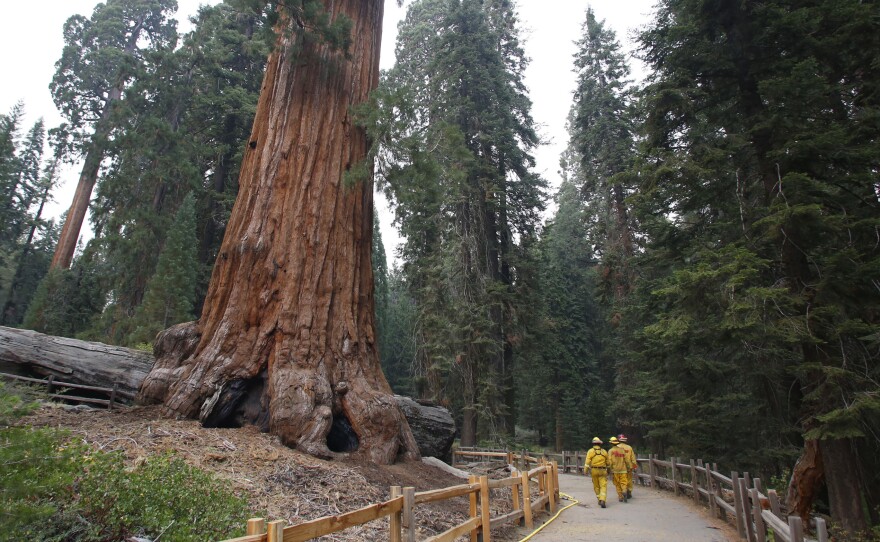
[519,473,739,542]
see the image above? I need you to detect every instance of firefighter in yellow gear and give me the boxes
[618,434,636,499]
[607,436,634,502]
[584,437,609,508]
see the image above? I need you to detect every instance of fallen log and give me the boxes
[0,325,152,400]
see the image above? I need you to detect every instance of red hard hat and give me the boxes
[618,434,628,442]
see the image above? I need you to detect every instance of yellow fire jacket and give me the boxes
[608,444,634,473]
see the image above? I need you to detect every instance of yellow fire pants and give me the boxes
[590,469,607,502]
[612,472,628,500]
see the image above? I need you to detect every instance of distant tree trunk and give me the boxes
[50,101,114,270]
[819,438,867,536]
[138,0,420,464]
[787,439,824,523]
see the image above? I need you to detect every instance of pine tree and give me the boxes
[128,193,198,345]
[366,0,546,445]
[630,0,880,531]
[1,129,65,326]
[517,178,606,451]
[0,104,25,259]
[570,7,636,302]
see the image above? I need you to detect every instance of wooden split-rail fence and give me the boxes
[630,455,828,542]
[456,448,829,542]
[0,371,129,409]
[219,454,560,542]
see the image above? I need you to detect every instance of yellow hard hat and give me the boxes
[592,436,602,444]
[609,436,620,445]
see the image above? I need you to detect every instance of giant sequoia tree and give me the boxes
[139,0,420,464]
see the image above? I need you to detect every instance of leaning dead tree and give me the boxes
[139,0,420,464]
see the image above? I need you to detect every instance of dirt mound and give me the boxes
[23,403,515,541]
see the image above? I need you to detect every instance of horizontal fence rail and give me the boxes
[219,456,561,542]
[0,371,125,409]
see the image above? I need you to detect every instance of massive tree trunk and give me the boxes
[138,1,419,464]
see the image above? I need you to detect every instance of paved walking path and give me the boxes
[521,474,739,542]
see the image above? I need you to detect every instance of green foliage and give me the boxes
[0,385,248,541]
[0,428,85,539]
[613,0,880,526]
[127,193,199,345]
[0,381,39,426]
[75,453,248,541]
[365,0,546,443]
[231,0,353,56]
[0,109,62,327]
[22,248,106,338]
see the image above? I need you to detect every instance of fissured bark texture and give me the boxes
[139,0,420,464]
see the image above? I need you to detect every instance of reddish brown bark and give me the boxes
[138,1,420,464]
[787,439,824,523]
[50,91,118,270]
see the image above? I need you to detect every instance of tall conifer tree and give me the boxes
[630,0,880,531]
[368,0,545,444]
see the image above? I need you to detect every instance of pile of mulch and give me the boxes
[23,404,521,541]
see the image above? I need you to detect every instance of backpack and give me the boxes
[589,448,608,468]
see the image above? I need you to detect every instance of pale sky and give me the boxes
[0,0,654,265]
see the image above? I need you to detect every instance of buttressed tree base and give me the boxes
[138,0,420,465]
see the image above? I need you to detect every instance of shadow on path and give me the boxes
[519,474,739,542]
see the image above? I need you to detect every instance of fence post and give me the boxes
[479,475,491,542]
[267,520,285,542]
[46,375,55,395]
[469,476,479,542]
[390,486,402,542]
[552,460,560,501]
[520,470,534,530]
[714,464,726,521]
[672,458,679,496]
[109,382,118,410]
[511,472,523,526]
[767,490,781,517]
[246,518,267,536]
[403,486,416,542]
[649,455,657,488]
[732,472,746,539]
[739,477,756,542]
[548,463,557,514]
[706,463,717,517]
[788,516,804,542]
[750,487,766,542]
[690,459,699,503]
[815,517,828,542]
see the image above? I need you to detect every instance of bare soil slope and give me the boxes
[23,404,498,541]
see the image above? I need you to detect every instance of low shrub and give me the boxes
[0,382,249,541]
